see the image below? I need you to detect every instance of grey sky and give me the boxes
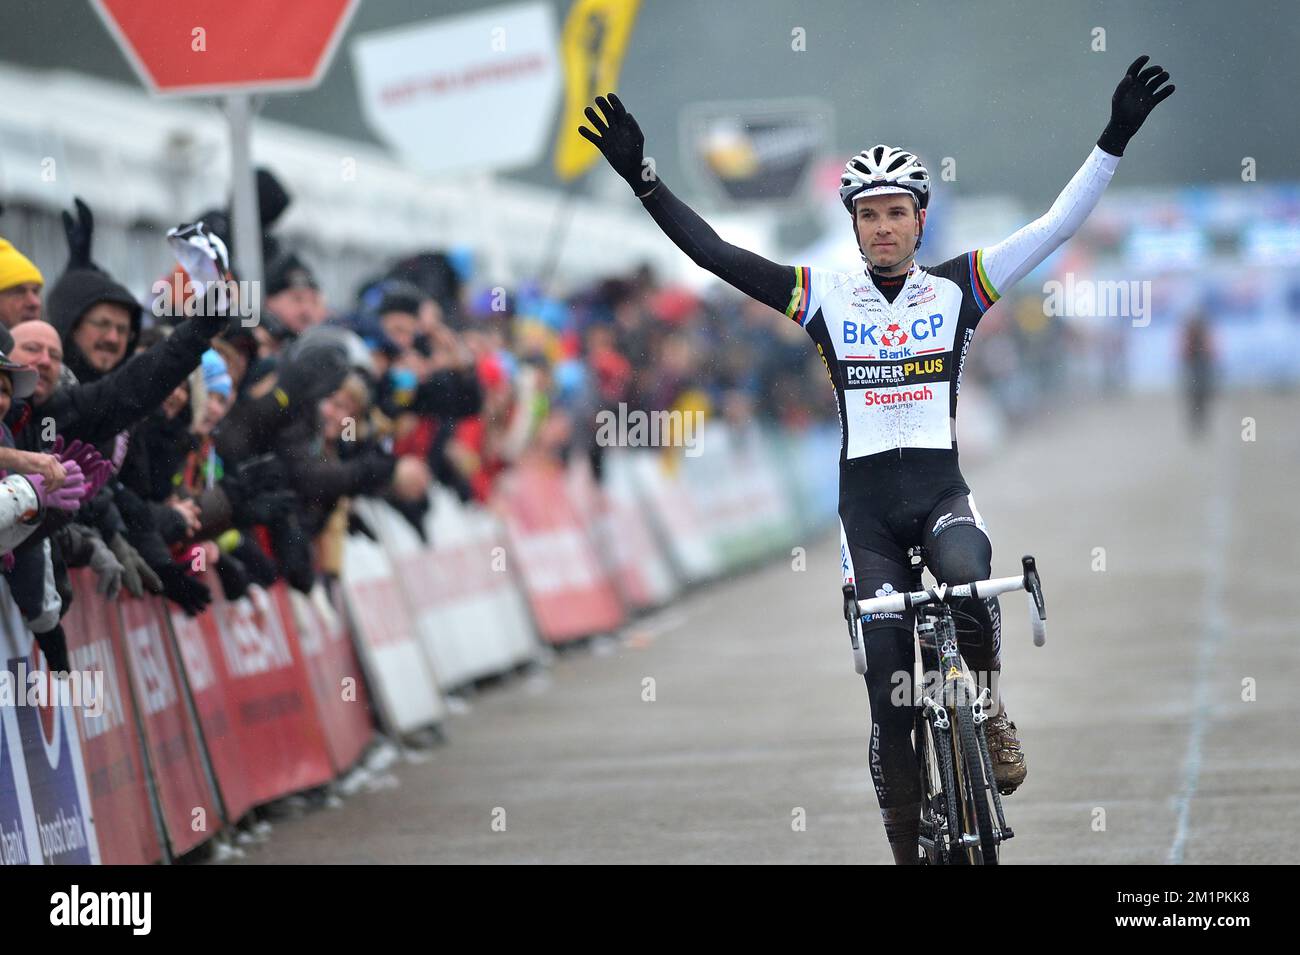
[0,0,1293,207]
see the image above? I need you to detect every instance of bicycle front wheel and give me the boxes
[916,705,957,864]
[955,684,999,865]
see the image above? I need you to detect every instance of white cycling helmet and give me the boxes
[839,144,931,214]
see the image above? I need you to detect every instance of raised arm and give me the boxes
[579,93,796,315]
[980,54,1175,297]
[57,311,228,446]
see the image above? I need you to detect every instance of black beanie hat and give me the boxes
[265,251,318,297]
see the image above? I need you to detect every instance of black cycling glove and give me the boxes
[61,197,99,272]
[577,93,658,196]
[1097,54,1175,157]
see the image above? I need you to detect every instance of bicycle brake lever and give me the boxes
[1022,555,1047,646]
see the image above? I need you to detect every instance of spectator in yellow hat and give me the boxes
[0,236,44,328]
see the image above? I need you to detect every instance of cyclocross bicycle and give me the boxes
[844,552,1047,864]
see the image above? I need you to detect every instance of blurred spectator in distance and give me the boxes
[262,251,326,351]
[1180,311,1216,438]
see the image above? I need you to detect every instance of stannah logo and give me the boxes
[864,385,934,407]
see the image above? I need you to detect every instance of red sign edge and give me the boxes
[89,0,362,98]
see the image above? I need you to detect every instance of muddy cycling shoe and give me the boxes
[984,710,1027,795]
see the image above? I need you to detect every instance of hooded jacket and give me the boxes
[7,272,227,453]
[45,268,143,383]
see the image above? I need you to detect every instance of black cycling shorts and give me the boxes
[839,485,991,634]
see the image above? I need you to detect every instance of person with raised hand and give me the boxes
[579,56,1174,865]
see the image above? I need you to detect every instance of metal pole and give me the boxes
[225,92,263,326]
[537,175,582,294]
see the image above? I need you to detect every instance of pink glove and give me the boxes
[52,438,113,499]
[28,460,86,512]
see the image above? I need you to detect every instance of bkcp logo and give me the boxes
[879,323,908,347]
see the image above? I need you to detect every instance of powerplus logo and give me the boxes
[49,885,151,935]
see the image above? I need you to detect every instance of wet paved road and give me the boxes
[233,390,1299,864]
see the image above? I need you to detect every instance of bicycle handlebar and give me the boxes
[856,575,1025,616]
[856,555,1048,645]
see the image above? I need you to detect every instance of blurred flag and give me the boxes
[553,0,641,181]
[681,100,830,206]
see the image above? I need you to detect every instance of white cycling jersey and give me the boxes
[786,146,1120,462]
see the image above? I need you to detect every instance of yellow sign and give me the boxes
[553,0,641,181]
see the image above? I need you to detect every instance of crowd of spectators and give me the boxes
[0,168,833,672]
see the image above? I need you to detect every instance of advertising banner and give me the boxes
[120,596,218,856]
[284,583,374,774]
[63,570,161,865]
[352,2,561,175]
[339,528,446,734]
[497,460,624,642]
[196,578,334,809]
[0,588,99,864]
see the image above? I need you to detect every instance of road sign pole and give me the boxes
[225,92,264,305]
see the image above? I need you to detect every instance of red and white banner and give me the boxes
[565,451,679,611]
[351,2,562,176]
[63,571,161,865]
[496,459,625,642]
[339,528,445,734]
[285,583,374,774]
[424,488,538,681]
[119,596,219,856]
[627,451,721,583]
[365,494,536,690]
[173,575,333,816]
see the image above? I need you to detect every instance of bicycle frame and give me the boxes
[846,553,1047,864]
[915,598,1009,863]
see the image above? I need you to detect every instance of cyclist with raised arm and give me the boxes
[579,56,1173,864]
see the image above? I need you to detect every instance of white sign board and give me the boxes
[351,1,561,176]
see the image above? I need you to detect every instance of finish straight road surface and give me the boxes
[235,389,1299,864]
